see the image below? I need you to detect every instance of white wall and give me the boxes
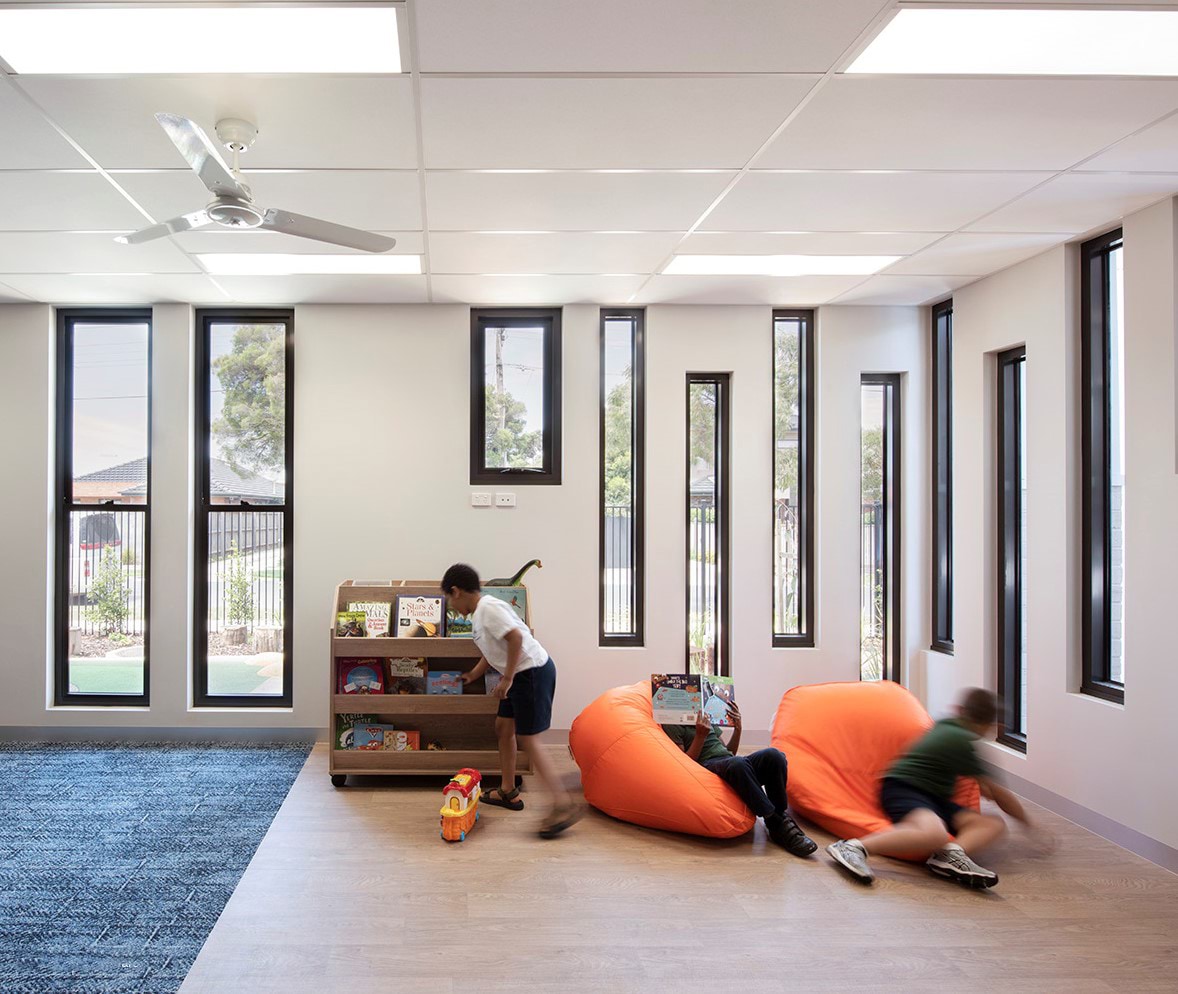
[947,198,1178,853]
[0,300,926,737]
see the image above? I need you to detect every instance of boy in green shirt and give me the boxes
[827,688,1047,888]
[662,705,817,857]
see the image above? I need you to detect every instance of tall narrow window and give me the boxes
[773,309,815,647]
[687,373,730,677]
[931,299,954,653]
[194,311,293,708]
[997,346,1027,748]
[470,308,562,486]
[1081,229,1126,703]
[860,374,902,682]
[600,309,645,645]
[55,310,152,705]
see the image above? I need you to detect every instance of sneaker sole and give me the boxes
[826,843,874,883]
[927,862,999,889]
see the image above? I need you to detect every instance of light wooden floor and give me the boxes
[179,744,1178,994]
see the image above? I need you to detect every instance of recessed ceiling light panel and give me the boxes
[0,6,401,74]
[663,255,899,276]
[197,254,421,276]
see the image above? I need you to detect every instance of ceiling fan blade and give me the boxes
[155,112,250,200]
[261,208,396,253]
[115,210,214,245]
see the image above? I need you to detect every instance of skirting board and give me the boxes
[1001,768,1178,875]
[0,726,320,745]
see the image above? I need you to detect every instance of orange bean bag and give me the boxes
[770,680,980,852]
[569,681,755,838]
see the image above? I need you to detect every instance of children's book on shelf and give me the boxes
[347,600,391,638]
[353,724,421,751]
[483,585,527,623]
[484,669,502,696]
[335,713,381,750]
[427,670,463,695]
[335,611,367,638]
[386,657,427,694]
[338,658,385,694]
[445,603,473,638]
[394,595,445,637]
[651,673,737,727]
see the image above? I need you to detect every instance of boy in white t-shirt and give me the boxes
[442,563,582,838]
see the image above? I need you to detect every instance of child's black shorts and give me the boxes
[497,657,556,736]
[880,777,964,828]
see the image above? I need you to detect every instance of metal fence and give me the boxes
[603,504,634,634]
[774,499,800,634]
[688,498,718,673]
[206,510,285,635]
[860,500,885,681]
[67,508,146,637]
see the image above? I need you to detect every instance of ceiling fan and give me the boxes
[115,113,395,253]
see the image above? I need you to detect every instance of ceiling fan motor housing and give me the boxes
[214,118,258,153]
[207,196,265,229]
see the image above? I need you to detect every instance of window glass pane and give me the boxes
[205,510,285,697]
[1109,245,1126,685]
[603,316,636,636]
[774,316,802,635]
[71,322,148,504]
[1018,358,1028,735]
[484,325,545,470]
[861,384,886,681]
[65,508,145,695]
[689,381,719,676]
[932,305,953,647]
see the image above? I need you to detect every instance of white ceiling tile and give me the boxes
[0,172,147,230]
[757,78,1178,171]
[177,229,422,256]
[632,274,863,305]
[429,232,680,275]
[0,273,227,305]
[886,232,1064,277]
[832,274,978,306]
[0,83,89,168]
[702,172,1045,232]
[215,275,429,305]
[679,231,944,255]
[116,170,421,233]
[16,77,418,169]
[415,0,886,72]
[968,173,1178,234]
[426,171,731,231]
[1081,114,1178,172]
[0,231,198,273]
[421,77,817,169]
[431,274,645,305]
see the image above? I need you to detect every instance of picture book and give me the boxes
[353,723,398,751]
[335,611,367,638]
[394,595,445,637]
[386,657,426,694]
[335,713,380,750]
[347,600,391,638]
[427,670,463,695]
[445,603,474,638]
[651,674,702,725]
[483,585,527,623]
[338,658,385,694]
[701,675,737,728]
[484,669,502,696]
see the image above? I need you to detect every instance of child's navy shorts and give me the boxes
[880,777,964,828]
[498,657,556,736]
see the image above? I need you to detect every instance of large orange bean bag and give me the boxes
[771,680,980,850]
[569,681,755,838]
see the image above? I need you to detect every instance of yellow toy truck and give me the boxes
[440,768,482,842]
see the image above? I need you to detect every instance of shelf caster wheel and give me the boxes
[331,774,347,788]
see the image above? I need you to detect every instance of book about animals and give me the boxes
[482,585,527,624]
[651,673,702,725]
[338,658,385,694]
[701,675,737,728]
[347,600,391,638]
[394,595,445,637]
[386,657,426,694]
[445,602,474,638]
[427,670,463,695]
[335,713,380,750]
[335,611,367,638]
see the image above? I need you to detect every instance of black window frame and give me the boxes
[54,308,153,707]
[931,298,954,654]
[193,309,294,709]
[996,345,1027,751]
[771,308,816,649]
[599,308,645,647]
[685,372,731,678]
[861,373,903,683]
[1080,229,1126,705]
[470,308,562,486]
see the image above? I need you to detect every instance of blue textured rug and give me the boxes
[0,743,310,994]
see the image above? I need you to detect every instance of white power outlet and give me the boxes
[471,492,493,507]
[494,492,516,508]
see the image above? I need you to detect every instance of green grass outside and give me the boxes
[69,659,272,696]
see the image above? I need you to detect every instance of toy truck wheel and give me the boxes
[331,774,347,788]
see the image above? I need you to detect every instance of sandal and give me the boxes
[480,787,524,811]
[538,801,585,839]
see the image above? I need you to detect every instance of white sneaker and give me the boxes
[827,838,874,883]
[926,843,999,889]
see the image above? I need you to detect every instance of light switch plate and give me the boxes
[494,492,516,508]
[471,492,492,507]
